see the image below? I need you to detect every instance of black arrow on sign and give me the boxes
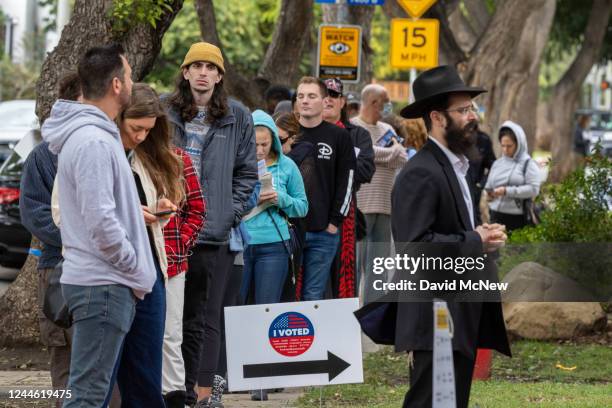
[243,351,350,381]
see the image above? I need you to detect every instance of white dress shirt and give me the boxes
[429,136,475,229]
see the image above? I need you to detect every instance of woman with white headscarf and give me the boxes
[485,120,541,232]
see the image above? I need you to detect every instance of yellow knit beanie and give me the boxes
[180,42,225,73]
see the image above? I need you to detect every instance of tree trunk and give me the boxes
[195,0,314,109]
[462,0,555,150]
[544,0,612,182]
[35,0,184,122]
[447,0,492,54]
[0,0,183,346]
[0,239,40,346]
[258,0,314,85]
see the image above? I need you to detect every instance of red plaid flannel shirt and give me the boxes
[163,149,205,278]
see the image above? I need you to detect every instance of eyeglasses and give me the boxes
[326,91,342,99]
[444,105,478,116]
[280,136,294,145]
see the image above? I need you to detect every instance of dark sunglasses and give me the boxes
[326,91,342,99]
[280,136,293,145]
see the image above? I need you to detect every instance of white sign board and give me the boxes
[225,298,364,391]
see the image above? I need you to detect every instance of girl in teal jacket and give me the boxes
[240,110,308,305]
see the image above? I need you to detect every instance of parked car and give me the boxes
[0,130,39,269]
[0,99,38,165]
[576,109,612,157]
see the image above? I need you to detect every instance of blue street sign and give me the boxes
[348,0,385,5]
[315,0,338,3]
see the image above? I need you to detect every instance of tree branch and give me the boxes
[258,0,314,85]
[35,0,184,122]
[554,0,612,95]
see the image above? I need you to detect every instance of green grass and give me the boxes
[296,340,612,407]
[492,340,612,383]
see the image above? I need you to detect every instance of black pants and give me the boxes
[403,351,476,408]
[216,264,244,378]
[489,210,528,233]
[182,244,235,405]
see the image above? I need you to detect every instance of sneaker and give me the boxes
[193,398,224,408]
[209,375,227,407]
[193,399,210,408]
[250,389,269,401]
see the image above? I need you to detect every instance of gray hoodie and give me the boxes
[42,100,156,297]
[485,120,541,215]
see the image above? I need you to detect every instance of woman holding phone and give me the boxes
[485,120,541,232]
[115,83,189,407]
[240,111,308,304]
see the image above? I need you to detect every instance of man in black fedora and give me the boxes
[391,65,511,407]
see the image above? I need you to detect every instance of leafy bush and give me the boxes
[501,147,612,298]
[0,57,39,100]
[510,145,612,243]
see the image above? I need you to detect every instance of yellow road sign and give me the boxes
[397,0,437,19]
[317,25,362,83]
[390,19,439,69]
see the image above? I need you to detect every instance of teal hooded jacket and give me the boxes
[246,110,308,245]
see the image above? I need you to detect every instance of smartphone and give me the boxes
[153,210,176,216]
[376,130,396,147]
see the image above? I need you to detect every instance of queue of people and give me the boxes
[19,39,542,408]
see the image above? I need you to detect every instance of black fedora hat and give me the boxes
[400,65,486,119]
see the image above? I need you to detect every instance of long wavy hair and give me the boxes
[119,83,184,204]
[166,68,229,124]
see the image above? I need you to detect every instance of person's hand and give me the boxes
[258,191,278,205]
[389,139,405,159]
[142,206,157,225]
[493,186,506,197]
[154,198,178,220]
[326,223,338,234]
[476,223,507,252]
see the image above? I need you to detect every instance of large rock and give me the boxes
[502,302,607,339]
[501,262,607,339]
[501,262,597,302]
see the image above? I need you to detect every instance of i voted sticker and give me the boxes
[268,312,314,357]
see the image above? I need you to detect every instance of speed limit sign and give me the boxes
[390,19,439,69]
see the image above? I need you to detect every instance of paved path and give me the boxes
[0,371,302,407]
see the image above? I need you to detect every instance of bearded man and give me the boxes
[390,66,511,408]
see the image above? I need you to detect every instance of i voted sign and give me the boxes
[225,298,363,391]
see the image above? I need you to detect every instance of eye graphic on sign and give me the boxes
[329,42,351,55]
[269,312,315,357]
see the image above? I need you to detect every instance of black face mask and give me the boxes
[443,112,478,159]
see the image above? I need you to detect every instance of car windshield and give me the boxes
[0,100,37,128]
[589,112,612,131]
[0,148,24,178]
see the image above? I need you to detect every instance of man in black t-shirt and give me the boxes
[295,76,356,301]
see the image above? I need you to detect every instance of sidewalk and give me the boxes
[0,371,302,407]
[0,333,378,407]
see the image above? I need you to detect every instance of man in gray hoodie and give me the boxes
[42,44,157,407]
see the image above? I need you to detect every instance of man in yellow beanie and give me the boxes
[162,42,257,408]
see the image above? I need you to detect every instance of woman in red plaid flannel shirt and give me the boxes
[162,148,206,407]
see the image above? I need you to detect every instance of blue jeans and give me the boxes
[117,267,166,408]
[301,230,340,301]
[241,241,289,304]
[62,284,135,408]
